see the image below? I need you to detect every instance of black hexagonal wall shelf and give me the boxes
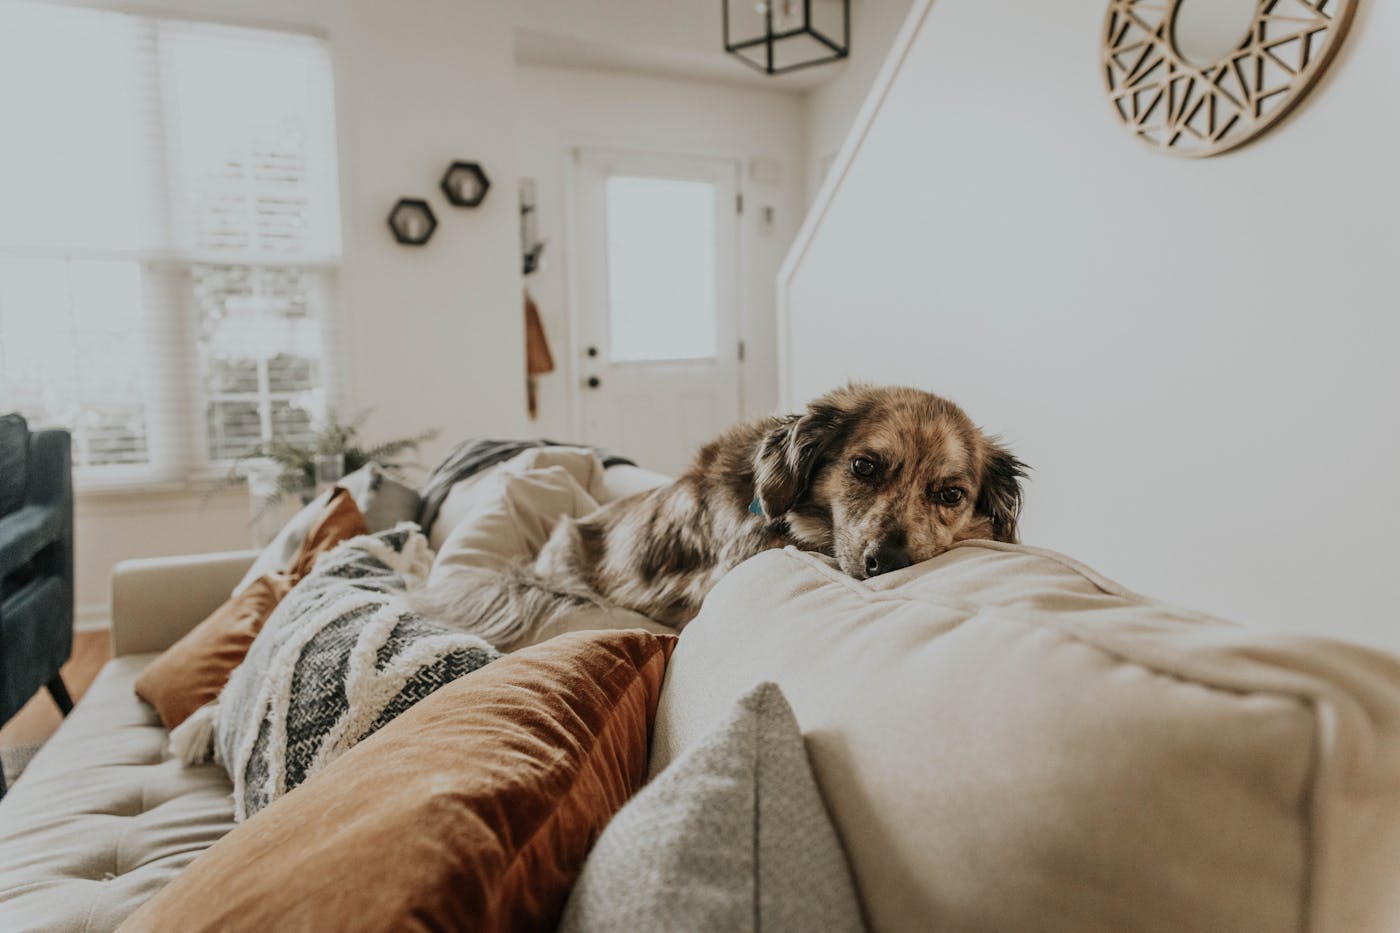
[388,198,437,246]
[440,161,491,208]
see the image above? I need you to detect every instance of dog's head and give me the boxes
[754,384,1027,580]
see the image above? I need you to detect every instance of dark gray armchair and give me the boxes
[0,413,74,794]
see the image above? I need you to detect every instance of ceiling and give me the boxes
[512,11,845,93]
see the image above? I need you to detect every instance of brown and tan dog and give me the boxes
[422,384,1026,638]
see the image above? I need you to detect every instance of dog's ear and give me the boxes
[753,402,845,518]
[976,440,1027,543]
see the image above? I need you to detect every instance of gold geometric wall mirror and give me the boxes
[1102,0,1359,157]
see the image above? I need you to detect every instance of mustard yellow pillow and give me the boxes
[133,488,368,729]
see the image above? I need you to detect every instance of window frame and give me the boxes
[189,258,341,478]
[0,3,346,494]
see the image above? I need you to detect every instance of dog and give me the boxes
[419,384,1026,641]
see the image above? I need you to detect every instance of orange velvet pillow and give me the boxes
[121,628,677,933]
[134,487,369,729]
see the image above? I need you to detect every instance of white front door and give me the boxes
[572,148,742,476]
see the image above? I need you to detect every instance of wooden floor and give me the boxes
[0,630,110,748]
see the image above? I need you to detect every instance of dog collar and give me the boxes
[749,498,763,516]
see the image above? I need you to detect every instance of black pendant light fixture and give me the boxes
[724,0,849,76]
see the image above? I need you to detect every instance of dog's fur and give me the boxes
[418,385,1026,642]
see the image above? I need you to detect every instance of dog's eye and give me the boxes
[850,457,877,478]
[934,487,965,507]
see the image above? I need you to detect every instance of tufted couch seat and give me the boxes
[0,546,260,933]
[0,655,235,931]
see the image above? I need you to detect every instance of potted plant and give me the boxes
[220,411,439,521]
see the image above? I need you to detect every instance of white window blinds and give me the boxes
[0,1,341,485]
[162,21,342,260]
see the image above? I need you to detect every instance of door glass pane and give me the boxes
[605,176,717,362]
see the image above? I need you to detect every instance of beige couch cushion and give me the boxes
[651,543,1400,933]
[425,451,670,550]
[430,460,602,577]
[0,656,235,932]
[426,446,609,551]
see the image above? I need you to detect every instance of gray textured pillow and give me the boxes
[234,462,421,595]
[560,682,866,933]
[210,524,499,820]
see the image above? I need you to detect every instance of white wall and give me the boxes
[68,0,527,618]
[514,64,807,436]
[511,0,717,61]
[803,0,915,203]
[782,0,1400,651]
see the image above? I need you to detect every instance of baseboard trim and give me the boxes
[75,604,110,633]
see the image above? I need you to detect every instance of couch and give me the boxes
[0,414,75,792]
[2,463,1399,931]
[0,547,246,930]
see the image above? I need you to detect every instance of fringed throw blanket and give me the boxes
[174,524,500,820]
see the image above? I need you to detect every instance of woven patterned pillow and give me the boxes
[560,682,865,933]
[179,523,500,820]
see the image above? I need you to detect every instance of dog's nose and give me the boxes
[863,544,912,577]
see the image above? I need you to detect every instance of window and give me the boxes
[604,176,719,362]
[0,2,341,486]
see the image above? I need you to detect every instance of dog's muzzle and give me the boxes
[863,543,912,578]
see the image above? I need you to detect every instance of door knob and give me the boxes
[586,376,601,389]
